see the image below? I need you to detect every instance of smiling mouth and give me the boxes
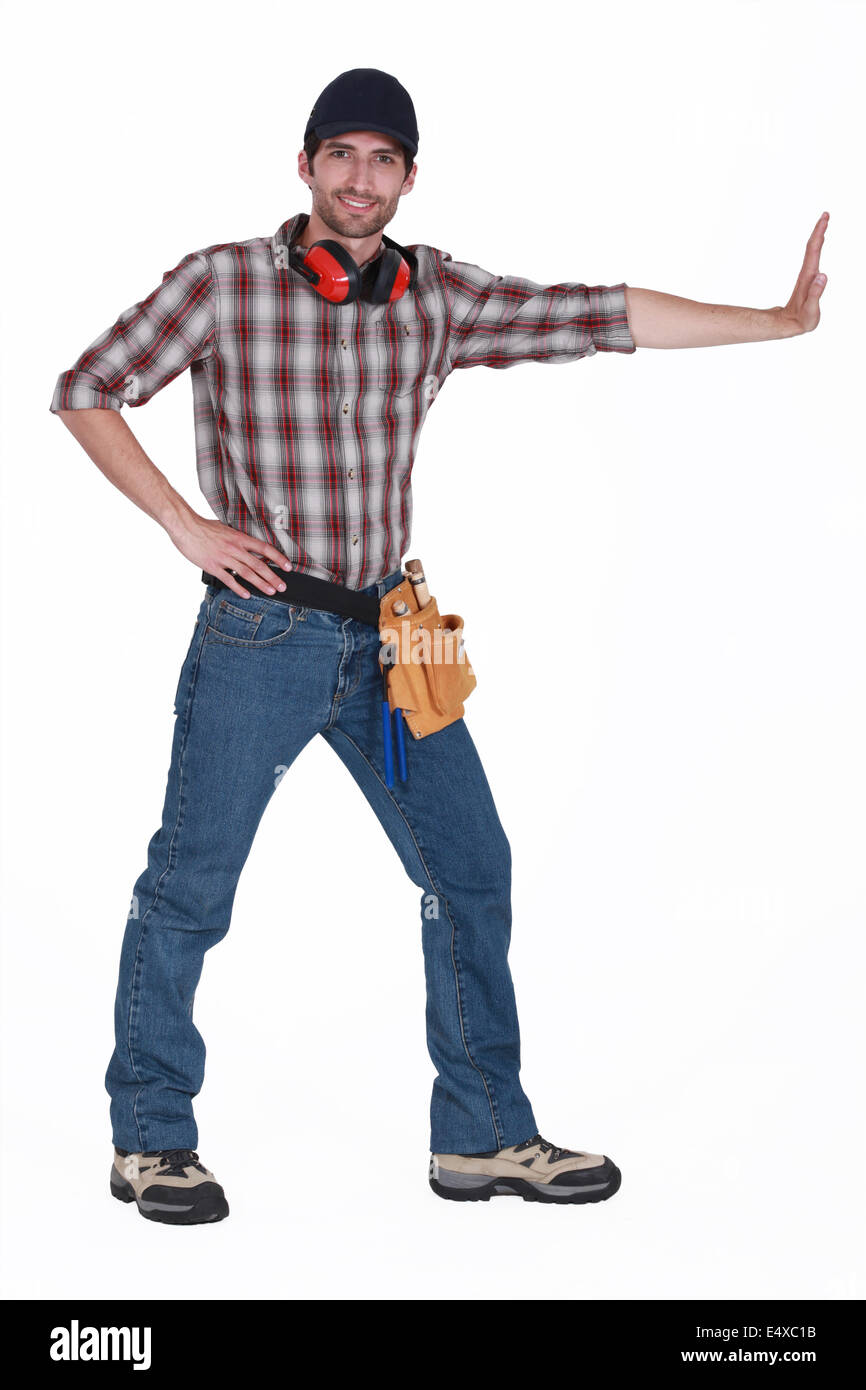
[337,195,377,212]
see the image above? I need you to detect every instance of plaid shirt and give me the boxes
[50,211,636,589]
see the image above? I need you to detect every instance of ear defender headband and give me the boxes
[289,235,414,305]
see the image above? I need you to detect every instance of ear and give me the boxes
[298,149,314,188]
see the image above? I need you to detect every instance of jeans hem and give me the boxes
[430,1112,538,1156]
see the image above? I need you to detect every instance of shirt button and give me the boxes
[352,535,358,545]
[341,339,347,349]
[342,402,349,414]
[348,468,355,479]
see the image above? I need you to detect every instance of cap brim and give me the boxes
[309,120,417,158]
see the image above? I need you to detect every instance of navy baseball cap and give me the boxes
[304,68,419,159]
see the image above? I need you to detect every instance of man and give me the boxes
[50,68,828,1225]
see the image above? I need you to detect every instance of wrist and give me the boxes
[158,489,199,540]
[767,306,800,340]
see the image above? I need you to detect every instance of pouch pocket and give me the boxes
[380,595,477,739]
[424,613,476,716]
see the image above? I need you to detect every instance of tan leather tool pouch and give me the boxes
[378,576,477,739]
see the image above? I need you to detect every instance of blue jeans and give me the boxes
[105,568,538,1155]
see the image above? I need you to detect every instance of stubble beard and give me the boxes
[313,185,401,241]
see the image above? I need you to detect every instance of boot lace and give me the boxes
[145,1148,207,1178]
[513,1133,580,1163]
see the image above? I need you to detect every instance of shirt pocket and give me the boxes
[375,314,432,397]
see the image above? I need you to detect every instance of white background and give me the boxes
[1,0,863,1301]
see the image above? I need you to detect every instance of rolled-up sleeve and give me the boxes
[439,250,636,370]
[49,249,216,414]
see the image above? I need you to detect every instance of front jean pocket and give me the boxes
[204,591,305,647]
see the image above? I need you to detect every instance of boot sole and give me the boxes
[429,1156,622,1204]
[110,1166,229,1225]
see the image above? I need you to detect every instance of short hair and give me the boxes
[304,133,413,181]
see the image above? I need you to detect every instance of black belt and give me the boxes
[201,564,384,627]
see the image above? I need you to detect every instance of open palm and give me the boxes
[780,211,829,334]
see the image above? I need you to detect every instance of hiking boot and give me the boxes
[110,1147,229,1225]
[429,1133,621,1204]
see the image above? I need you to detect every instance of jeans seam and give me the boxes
[326,724,503,1150]
[128,614,207,1150]
[324,623,354,729]
[448,913,503,1150]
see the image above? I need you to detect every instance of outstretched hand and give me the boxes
[777,212,829,335]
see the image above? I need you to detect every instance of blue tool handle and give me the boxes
[382,700,395,788]
[394,708,408,781]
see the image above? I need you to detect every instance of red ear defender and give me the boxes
[291,240,359,303]
[290,239,412,305]
[371,251,412,303]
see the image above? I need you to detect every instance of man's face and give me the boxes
[299,129,415,239]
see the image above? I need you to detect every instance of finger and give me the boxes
[212,555,279,598]
[799,225,824,281]
[801,211,829,265]
[809,213,830,272]
[792,235,824,305]
[806,212,829,248]
[225,558,288,595]
[221,545,290,593]
[210,566,254,600]
[238,535,294,571]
